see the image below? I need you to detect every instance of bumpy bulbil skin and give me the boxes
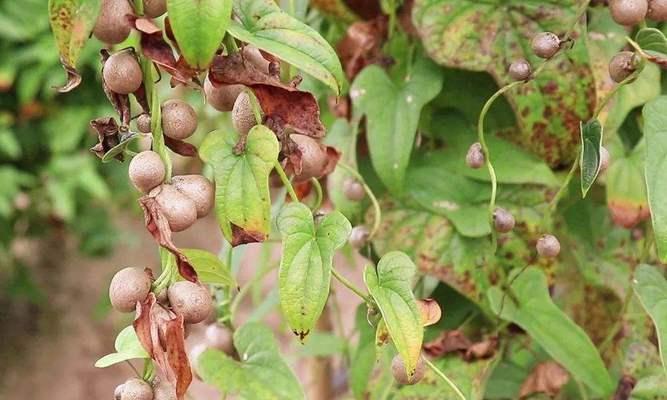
[493,207,516,233]
[150,185,198,232]
[161,99,198,140]
[343,177,366,201]
[167,281,212,324]
[152,377,176,400]
[231,92,260,135]
[536,234,561,258]
[648,0,667,20]
[144,0,167,18]
[531,32,561,59]
[204,78,244,112]
[508,59,532,81]
[129,151,165,193]
[290,134,329,181]
[205,324,234,354]
[242,46,272,74]
[109,267,152,313]
[391,355,425,385]
[610,0,648,25]
[466,142,485,169]
[120,378,153,400]
[171,175,214,218]
[608,51,637,83]
[137,114,152,133]
[93,0,134,44]
[103,52,143,95]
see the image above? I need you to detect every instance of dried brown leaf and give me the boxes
[89,117,124,161]
[336,17,387,79]
[164,136,198,157]
[417,298,442,326]
[54,58,82,93]
[464,336,498,361]
[423,330,472,357]
[519,361,569,399]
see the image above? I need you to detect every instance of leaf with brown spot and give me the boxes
[90,117,124,161]
[519,361,570,399]
[164,136,198,157]
[138,195,198,282]
[209,54,325,137]
[417,298,442,326]
[423,330,472,357]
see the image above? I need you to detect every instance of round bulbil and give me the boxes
[531,32,561,59]
[152,377,176,400]
[343,177,366,201]
[137,114,152,133]
[171,175,214,218]
[493,207,516,233]
[150,184,198,232]
[93,0,133,44]
[508,59,532,81]
[119,378,153,400]
[109,267,152,313]
[536,234,561,258]
[129,151,165,193]
[242,46,272,74]
[349,226,370,249]
[103,52,143,95]
[391,355,426,385]
[648,0,667,20]
[610,0,648,25]
[205,324,234,354]
[466,142,485,169]
[291,134,329,182]
[204,78,244,112]
[167,281,212,324]
[609,51,638,83]
[144,0,167,18]
[231,92,260,135]
[161,99,198,140]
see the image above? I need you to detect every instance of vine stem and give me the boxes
[424,358,467,400]
[337,161,382,239]
[310,177,323,210]
[331,268,372,303]
[274,160,299,203]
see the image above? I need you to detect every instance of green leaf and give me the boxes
[580,119,603,197]
[101,132,139,163]
[413,0,594,166]
[488,268,614,396]
[180,248,236,287]
[95,326,149,368]
[364,251,423,376]
[228,0,345,94]
[297,331,346,357]
[48,0,101,67]
[635,28,667,55]
[277,202,351,340]
[633,264,667,374]
[631,372,667,399]
[200,125,279,246]
[350,305,376,399]
[643,97,667,261]
[351,57,443,194]
[325,118,363,221]
[166,0,232,69]
[197,322,304,400]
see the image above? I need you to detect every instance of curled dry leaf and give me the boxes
[519,361,569,399]
[417,298,442,326]
[423,330,472,357]
[138,195,198,282]
[164,136,198,157]
[209,53,325,137]
[283,136,341,181]
[336,16,388,79]
[463,336,498,361]
[55,59,82,93]
[90,117,124,161]
[133,294,192,400]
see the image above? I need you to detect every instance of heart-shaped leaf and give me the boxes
[643,97,667,261]
[180,248,236,287]
[48,0,101,92]
[633,264,667,374]
[228,0,345,94]
[351,56,443,194]
[166,0,232,69]
[277,202,351,340]
[200,125,279,246]
[635,28,667,55]
[488,268,614,397]
[197,322,304,400]
[364,251,423,376]
[580,119,603,197]
[95,325,149,368]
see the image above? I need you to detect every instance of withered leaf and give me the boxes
[209,54,324,137]
[336,16,388,79]
[90,117,124,161]
[463,336,498,361]
[282,136,341,182]
[519,361,570,399]
[417,298,442,327]
[54,59,83,93]
[423,330,472,357]
[138,195,198,282]
[164,316,192,399]
[164,136,198,157]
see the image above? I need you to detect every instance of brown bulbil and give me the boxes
[129,151,165,193]
[242,46,271,74]
[231,92,260,135]
[204,78,244,112]
[137,114,152,133]
[349,225,370,249]
[609,51,638,83]
[167,281,212,324]
[508,59,532,81]
[150,185,197,232]
[161,99,198,140]
[291,134,329,181]
[343,177,366,201]
[152,377,176,400]
[109,267,152,313]
[144,0,167,18]
[648,0,667,20]
[531,32,561,59]
[493,207,516,233]
[391,355,425,385]
[466,142,485,169]
[171,175,214,218]
[119,378,153,400]
[536,234,561,258]
[610,0,648,25]
[103,52,143,95]
[205,324,234,354]
[93,0,133,44]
